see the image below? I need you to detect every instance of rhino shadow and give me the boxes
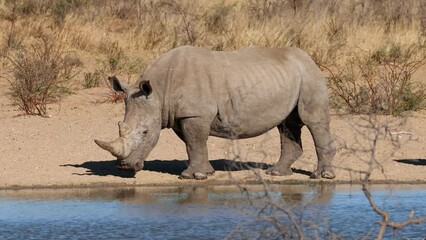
[61,160,136,178]
[62,159,279,178]
[144,159,272,175]
[394,159,426,166]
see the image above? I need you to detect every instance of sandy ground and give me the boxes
[0,78,425,189]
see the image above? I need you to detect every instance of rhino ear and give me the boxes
[139,80,152,97]
[108,76,128,93]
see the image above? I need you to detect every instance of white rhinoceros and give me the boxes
[95,46,336,180]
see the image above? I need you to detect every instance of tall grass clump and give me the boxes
[82,71,101,89]
[326,44,426,115]
[6,33,81,116]
[0,1,23,54]
[3,0,51,16]
[204,1,235,34]
[52,0,86,27]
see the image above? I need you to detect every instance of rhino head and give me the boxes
[95,76,161,172]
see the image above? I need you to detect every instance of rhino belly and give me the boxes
[209,92,297,139]
[210,117,283,139]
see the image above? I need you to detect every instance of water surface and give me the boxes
[0,184,425,239]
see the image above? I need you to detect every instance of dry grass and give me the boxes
[0,0,425,112]
[2,0,423,58]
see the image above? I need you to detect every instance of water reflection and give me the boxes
[0,184,336,206]
[0,184,425,239]
[1,184,422,205]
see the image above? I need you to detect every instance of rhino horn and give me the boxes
[94,138,127,158]
[118,121,131,138]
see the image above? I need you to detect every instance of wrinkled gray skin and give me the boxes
[95,46,336,180]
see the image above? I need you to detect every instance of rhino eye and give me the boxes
[143,130,148,135]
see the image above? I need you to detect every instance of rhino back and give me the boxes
[144,46,315,138]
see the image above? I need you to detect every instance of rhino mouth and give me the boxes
[94,121,132,159]
[117,160,144,172]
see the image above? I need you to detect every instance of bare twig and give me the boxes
[362,184,426,240]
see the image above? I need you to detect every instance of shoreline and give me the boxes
[2,179,426,191]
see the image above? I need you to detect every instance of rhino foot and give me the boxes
[265,166,293,176]
[180,172,207,180]
[179,165,214,180]
[310,166,335,179]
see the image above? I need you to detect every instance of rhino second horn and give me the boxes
[94,138,127,158]
[118,121,131,138]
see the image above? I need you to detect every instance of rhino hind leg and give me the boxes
[305,123,336,179]
[298,86,336,179]
[175,118,215,180]
[266,109,303,176]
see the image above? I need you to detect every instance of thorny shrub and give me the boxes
[325,44,426,115]
[6,33,81,116]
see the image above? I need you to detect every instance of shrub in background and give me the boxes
[326,44,426,115]
[7,33,81,116]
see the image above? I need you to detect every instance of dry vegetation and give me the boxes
[5,31,81,116]
[0,1,425,237]
[0,0,425,115]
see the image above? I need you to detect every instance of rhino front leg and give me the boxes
[176,117,215,180]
